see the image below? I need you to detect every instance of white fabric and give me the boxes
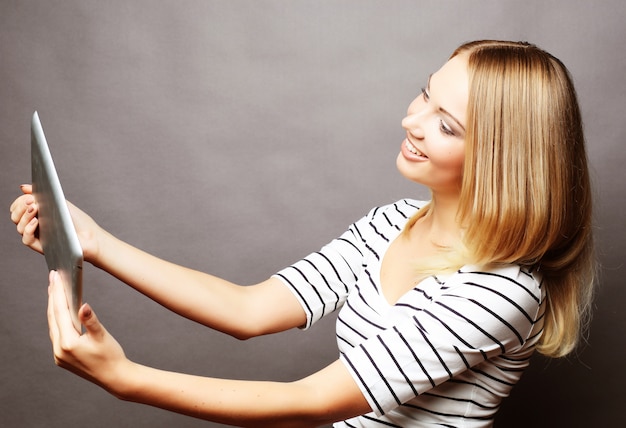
[274,199,545,427]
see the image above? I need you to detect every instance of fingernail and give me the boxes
[83,304,92,318]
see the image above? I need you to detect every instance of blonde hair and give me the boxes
[408,41,595,358]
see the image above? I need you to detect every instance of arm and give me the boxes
[120,360,368,427]
[94,230,306,339]
[47,272,370,427]
[11,185,306,339]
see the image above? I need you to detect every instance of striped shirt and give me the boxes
[274,199,545,427]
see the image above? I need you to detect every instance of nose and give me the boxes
[402,109,426,139]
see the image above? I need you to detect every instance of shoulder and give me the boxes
[349,199,427,244]
[450,264,544,310]
[362,199,427,225]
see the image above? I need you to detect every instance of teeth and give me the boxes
[405,140,425,157]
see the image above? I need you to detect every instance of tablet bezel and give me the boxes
[31,111,83,331]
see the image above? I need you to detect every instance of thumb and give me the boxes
[20,184,33,194]
[78,303,105,338]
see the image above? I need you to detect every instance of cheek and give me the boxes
[432,148,465,182]
[432,143,465,171]
[449,148,465,168]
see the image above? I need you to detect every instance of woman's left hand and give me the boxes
[47,271,130,395]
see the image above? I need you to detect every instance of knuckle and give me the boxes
[59,341,73,354]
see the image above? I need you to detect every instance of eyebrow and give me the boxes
[426,74,466,132]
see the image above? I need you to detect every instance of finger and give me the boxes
[50,271,80,344]
[10,194,34,225]
[47,272,61,360]
[20,184,33,194]
[79,303,105,340]
[13,200,36,234]
[9,184,33,214]
[22,217,43,253]
[17,202,37,233]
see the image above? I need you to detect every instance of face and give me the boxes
[397,53,469,197]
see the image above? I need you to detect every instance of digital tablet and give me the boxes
[31,111,83,331]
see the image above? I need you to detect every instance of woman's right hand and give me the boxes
[10,184,103,263]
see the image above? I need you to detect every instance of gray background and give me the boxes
[1,1,624,427]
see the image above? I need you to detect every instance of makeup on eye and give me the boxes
[421,76,465,137]
[439,119,455,136]
[420,86,458,137]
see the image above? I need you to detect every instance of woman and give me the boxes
[10,40,595,427]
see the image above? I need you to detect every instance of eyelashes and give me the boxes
[420,87,455,137]
[439,119,455,136]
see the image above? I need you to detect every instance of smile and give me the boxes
[404,139,428,158]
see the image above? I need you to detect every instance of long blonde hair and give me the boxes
[410,41,595,358]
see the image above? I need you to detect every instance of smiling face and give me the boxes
[397,54,469,197]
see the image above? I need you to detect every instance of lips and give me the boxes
[404,139,428,159]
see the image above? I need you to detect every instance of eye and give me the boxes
[421,87,430,102]
[439,119,455,136]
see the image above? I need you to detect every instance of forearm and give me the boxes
[47,268,367,427]
[91,230,252,337]
[89,229,305,338]
[115,362,342,427]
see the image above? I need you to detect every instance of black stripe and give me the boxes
[465,297,525,345]
[431,301,506,353]
[336,235,363,257]
[454,345,471,369]
[274,273,313,322]
[337,312,367,340]
[466,281,534,324]
[377,335,419,396]
[346,297,385,330]
[422,391,500,410]
[471,367,516,386]
[369,220,391,242]
[462,270,540,304]
[360,414,402,427]
[326,250,359,285]
[303,257,340,313]
[289,264,326,312]
[413,317,454,378]
[394,326,436,388]
[354,282,380,314]
[360,344,401,406]
[401,401,496,421]
[364,268,383,300]
[342,354,385,415]
[317,249,356,287]
[445,378,493,394]
[381,210,401,231]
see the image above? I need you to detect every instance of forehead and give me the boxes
[430,54,469,124]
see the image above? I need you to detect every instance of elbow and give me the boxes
[230,329,256,341]
[225,320,268,341]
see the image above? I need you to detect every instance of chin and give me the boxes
[396,153,425,185]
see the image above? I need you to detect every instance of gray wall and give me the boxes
[1,1,623,427]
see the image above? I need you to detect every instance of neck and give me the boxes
[414,191,463,247]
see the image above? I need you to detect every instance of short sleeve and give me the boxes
[272,215,369,329]
[273,200,425,330]
[339,265,545,416]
